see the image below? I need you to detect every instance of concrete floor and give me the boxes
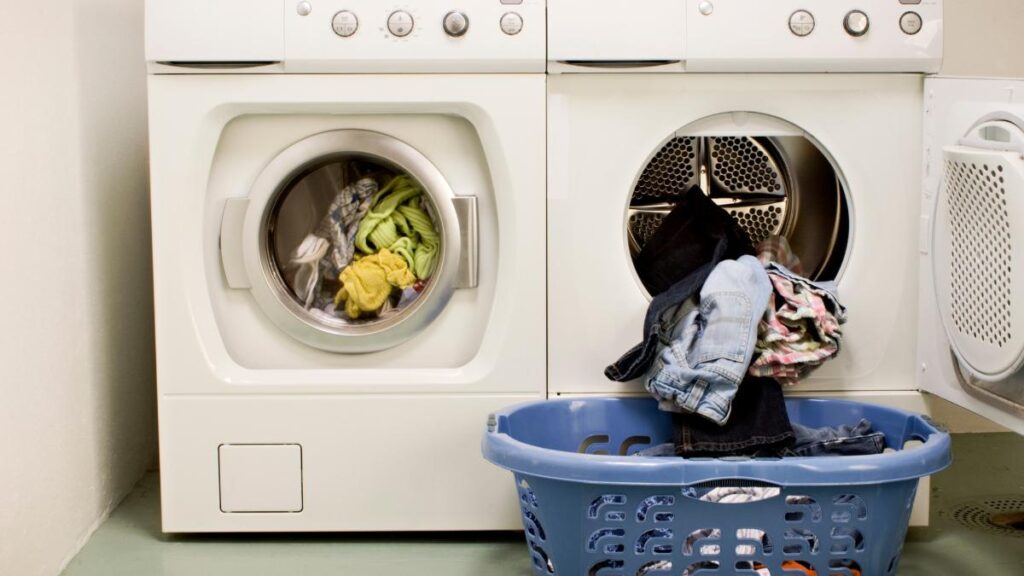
[63,434,1024,576]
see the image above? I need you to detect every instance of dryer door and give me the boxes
[919,77,1024,434]
[219,129,478,353]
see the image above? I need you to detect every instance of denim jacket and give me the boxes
[644,256,772,425]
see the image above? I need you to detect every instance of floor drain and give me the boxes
[945,496,1024,538]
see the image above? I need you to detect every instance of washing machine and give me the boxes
[146,0,545,531]
[547,0,1024,436]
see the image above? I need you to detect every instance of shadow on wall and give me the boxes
[73,0,158,489]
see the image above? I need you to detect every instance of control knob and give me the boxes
[443,11,469,37]
[844,10,870,37]
[900,12,923,35]
[789,10,815,37]
[387,10,414,37]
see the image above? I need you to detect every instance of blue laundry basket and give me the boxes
[482,397,951,576]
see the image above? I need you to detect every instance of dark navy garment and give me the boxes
[607,187,754,383]
[671,377,795,457]
[633,186,754,297]
[635,409,886,459]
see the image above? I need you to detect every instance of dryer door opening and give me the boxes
[626,112,851,296]
[221,129,478,353]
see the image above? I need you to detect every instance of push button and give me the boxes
[900,12,923,35]
[332,10,358,37]
[789,10,815,37]
[500,12,523,35]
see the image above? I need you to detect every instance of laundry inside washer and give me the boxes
[268,158,441,324]
[627,128,850,291]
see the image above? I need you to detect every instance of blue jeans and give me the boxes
[605,256,723,383]
[635,417,885,458]
[785,419,885,457]
[644,256,772,425]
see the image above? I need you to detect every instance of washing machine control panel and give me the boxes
[547,0,943,74]
[286,0,544,72]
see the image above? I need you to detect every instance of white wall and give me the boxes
[944,0,1024,77]
[0,1,156,575]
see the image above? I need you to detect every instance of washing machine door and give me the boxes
[219,129,478,353]
[921,77,1024,434]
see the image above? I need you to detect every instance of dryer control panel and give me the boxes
[549,0,942,73]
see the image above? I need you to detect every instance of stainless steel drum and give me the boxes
[628,135,846,282]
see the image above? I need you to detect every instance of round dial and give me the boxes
[332,11,358,37]
[844,10,870,37]
[443,11,469,37]
[387,10,414,37]
[900,11,923,36]
[499,12,523,36]
[789,10,815,37]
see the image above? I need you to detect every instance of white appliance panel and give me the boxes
[919,76,1024,435]
[547,0,942,73]
[160,394,538,531]
[548,74,923,397]
[145,0,285,63]
[148,74,546,397]
[149,73,546,531]
[285,0,546,73]
[548,0,686,63]
[685,0,942,73]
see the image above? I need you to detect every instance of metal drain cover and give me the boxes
[944,495,1024,538]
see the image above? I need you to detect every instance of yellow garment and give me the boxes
[335,249,416,319]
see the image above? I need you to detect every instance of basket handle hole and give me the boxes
[681,481,782,504]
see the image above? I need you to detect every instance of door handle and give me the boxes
[452,196,478,289]
[220,197,251,289]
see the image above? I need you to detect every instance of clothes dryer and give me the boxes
[546,0,1024,436]
[147,0,546,531]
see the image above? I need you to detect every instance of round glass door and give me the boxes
[234,130,469,353]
